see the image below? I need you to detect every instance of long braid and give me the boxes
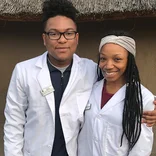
[121,53,143,152]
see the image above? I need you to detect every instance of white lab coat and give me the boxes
[78,79,154,156]
[4,52,97,156]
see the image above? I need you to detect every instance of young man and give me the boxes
[4,1,97,156]
[4,0,156,156]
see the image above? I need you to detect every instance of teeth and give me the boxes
[106,72,114,75]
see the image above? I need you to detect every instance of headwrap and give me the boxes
[99,35,136,56]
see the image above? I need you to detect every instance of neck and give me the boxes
[48,55,72,68]
[105,79,126,94]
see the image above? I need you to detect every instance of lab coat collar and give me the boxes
[94,79,126,112]
[35,51,82,115]
[35,51,81,69]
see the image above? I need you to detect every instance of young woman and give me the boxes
[78,31,154,156]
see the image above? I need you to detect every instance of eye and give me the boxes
[114,58,122,62]
[100,57,106,62]
[49,32,59,36]
[65,31,75,36]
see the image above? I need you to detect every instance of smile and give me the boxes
[104,71,118,77]
[105,71,117,75]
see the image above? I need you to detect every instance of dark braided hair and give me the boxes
[42,0,79,30]
[97,30,143,153]
[121,52,143,153]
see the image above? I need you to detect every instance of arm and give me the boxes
[129,96,154,156]
[4,64,28,156]
[142,99,156,127]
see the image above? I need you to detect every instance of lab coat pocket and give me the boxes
[103,123,128,156]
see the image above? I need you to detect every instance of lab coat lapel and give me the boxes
[61,54,81,103]
[36,52,55,120]
[101,82,126,113]
[93,80,104,110]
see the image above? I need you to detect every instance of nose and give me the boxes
[58,34,67,43]
[103,60,114,69]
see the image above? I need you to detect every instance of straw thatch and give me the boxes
[0,0,156,21]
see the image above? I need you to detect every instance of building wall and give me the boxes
[0,18,156,155]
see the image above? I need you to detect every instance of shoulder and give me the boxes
[73,54,97,68]
[141,85,154,99]
[141,85,154,110]
[73,54,98,83]
[16,52,46,69]
[74,53,97,74]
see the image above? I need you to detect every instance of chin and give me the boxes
[58,56,69,60]
[105,78,117,83]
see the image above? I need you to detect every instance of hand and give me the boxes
[142,100,156,127]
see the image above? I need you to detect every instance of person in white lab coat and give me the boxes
[78,31,155,156]
[3,1,156,156]
[3,0,97,156]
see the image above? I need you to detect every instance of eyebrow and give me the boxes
[100,53,123,57]
[48,28,76,32]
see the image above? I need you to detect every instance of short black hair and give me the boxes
[103,29,133,38]
[42,0,79,29]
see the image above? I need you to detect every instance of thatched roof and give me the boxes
[0,0,156,22]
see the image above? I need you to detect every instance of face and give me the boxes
[99,43,128,84]
[42,15,79,67]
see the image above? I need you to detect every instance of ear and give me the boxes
[76,33,79,45]
[42,33,46,46]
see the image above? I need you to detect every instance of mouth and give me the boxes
[104,71,118,77]
[55,47,69,52]
[56,47,68,49]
